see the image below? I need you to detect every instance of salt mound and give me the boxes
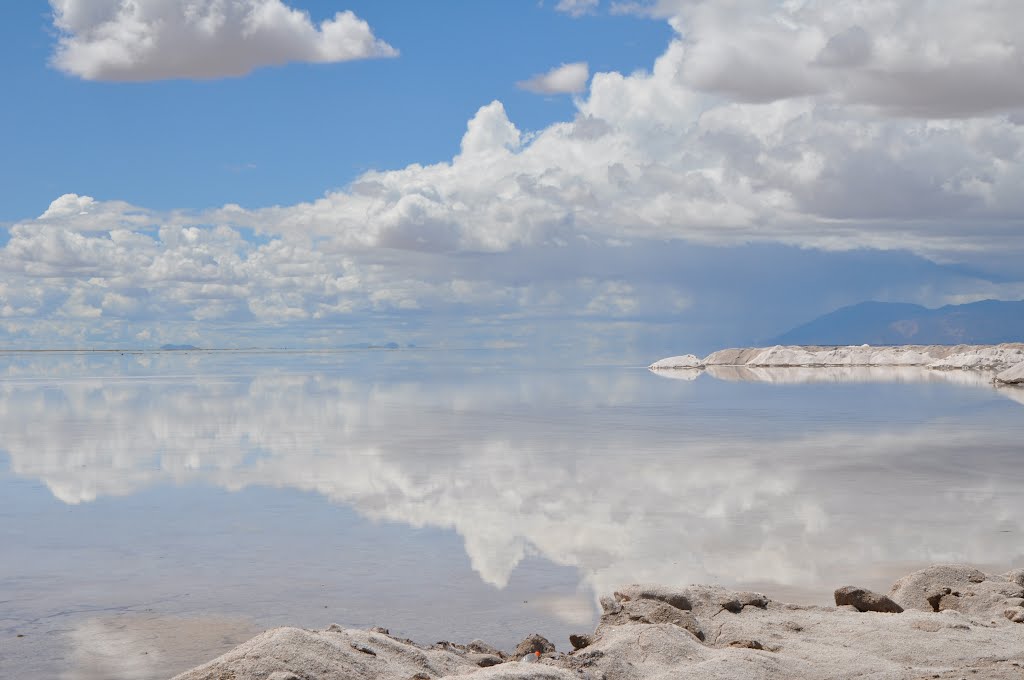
[649,354,703,369]
[170,626,474,680]
[929,346,1024,371]
[996,361,1024,385]
[700,344,1024,370]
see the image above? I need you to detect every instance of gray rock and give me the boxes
[1003,569,1024,588]
[432,640,465,653]
[569,633,593,650]
[834,585,904,613]
[613,584,693,611]
[513,633,556,657]
[464,667,577,679]
[727,639,764,650]
[599,596,622,615]
[600,598,705,640]
[467,638,502,656]
[675,584,770,618]
[735,591,770,609]
[467,653,503,667]
[926,587,952,612]
[350,642,377,656]
[890,564,1024,618]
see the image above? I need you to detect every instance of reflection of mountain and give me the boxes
[771,299,1024,345]
[3,356,1023,600]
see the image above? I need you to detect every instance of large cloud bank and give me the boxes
[222,0,1024,255]
[49,0,396,81]
[7,1,1024,347]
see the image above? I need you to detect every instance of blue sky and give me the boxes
[0,2,670,216]
[1,1,1023,356]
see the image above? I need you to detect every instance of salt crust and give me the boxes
[173,564,1024,680]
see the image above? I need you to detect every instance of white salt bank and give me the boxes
[651,344,1024,374]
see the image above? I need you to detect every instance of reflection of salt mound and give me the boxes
[649,368,701,381]
[704,365,996,387]
[998,387,1024,407]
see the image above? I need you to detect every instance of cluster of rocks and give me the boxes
[171,564,1024,680]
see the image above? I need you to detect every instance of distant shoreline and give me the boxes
[650,343,1024,385]
[0,346,417,355]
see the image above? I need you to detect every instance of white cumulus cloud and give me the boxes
[216,38,1024,259]
[49,0,397,81]
[617,0,1024,116]
[518,61,590,95]
[555,0,600,17]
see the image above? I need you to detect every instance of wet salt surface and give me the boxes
[1,350,1022,679]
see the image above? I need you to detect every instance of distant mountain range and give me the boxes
[341,342,402,349]
[770,300,1024,345]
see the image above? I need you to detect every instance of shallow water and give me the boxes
[1,350,1022,679]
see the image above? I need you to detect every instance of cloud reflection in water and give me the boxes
[3,354,1023,601]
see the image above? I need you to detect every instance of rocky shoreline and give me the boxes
[649,344,1024,385]
[172,564,1024,680]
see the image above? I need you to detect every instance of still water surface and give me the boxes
[1,350,1022,679]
